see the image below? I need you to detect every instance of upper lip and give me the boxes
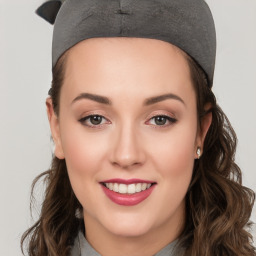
[100,178,156,185]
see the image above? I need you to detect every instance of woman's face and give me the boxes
[47,38,210,242]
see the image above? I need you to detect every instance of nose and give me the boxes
[109,124,146,169]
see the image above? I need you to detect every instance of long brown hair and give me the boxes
[21,50,256,255]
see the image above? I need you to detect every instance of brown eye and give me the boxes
[79,115,109,127]
[154,116,167,125]
[147,115,177,126]
[89,115,103,125]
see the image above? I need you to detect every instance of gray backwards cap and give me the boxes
[37,0,216,87]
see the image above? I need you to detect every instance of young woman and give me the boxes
[22,0,256,255]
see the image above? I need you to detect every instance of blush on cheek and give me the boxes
[62,131,109,207]
[151,133,195,174]
[64,149,97,210]
[61,126,105,170]
[172,145,195,174]
[65,146,98,177]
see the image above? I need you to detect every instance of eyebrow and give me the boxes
[71,92,185,106]
[71,93,112,105]
[144,93,185,106]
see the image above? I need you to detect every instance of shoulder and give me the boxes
[70,233,80,256]
[70,231,101,256]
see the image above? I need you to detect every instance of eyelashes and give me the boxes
[146,115,177,126]
[79,114,177,128]
[79,115,110,128]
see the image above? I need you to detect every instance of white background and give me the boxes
[0,0,255,255]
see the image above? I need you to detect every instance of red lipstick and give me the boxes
[101,178,155,184]
[100,179,156,206]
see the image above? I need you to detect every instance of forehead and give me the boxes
[65,37,189,70]
[61,37,195,105]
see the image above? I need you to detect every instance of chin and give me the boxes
[101,213,155,238]
[107,224,152,238]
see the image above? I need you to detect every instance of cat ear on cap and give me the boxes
[36,0,63,24]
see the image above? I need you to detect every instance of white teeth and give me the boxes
[104,182,153,194]
[135,183,142,192]
[119,184,127,194]
[113,183,119,192]
[127,184,136,194]
[141,183,147,191]
[109,183,113,191]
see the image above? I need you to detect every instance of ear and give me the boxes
[195,103,212,158]
[46,97,65,159]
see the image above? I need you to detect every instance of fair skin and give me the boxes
[47,38,212,256]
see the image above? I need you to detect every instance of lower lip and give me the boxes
[101,184,156,206]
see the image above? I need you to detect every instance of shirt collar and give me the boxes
[71,231,184,256]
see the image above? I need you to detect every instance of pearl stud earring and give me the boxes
[196,147,201,159]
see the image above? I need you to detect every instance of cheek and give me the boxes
[145,119,197,203]
[59,123,110,199]
[132,122,197,229]
[60,120,109,169]
[154,136,195,197]
[148,124,197,175]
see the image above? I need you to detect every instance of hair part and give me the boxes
[21,49,256,256]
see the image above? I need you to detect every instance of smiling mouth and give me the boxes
[100,179,157,206]
[101,182,156,194]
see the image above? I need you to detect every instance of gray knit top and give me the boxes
[70,231,185,256]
